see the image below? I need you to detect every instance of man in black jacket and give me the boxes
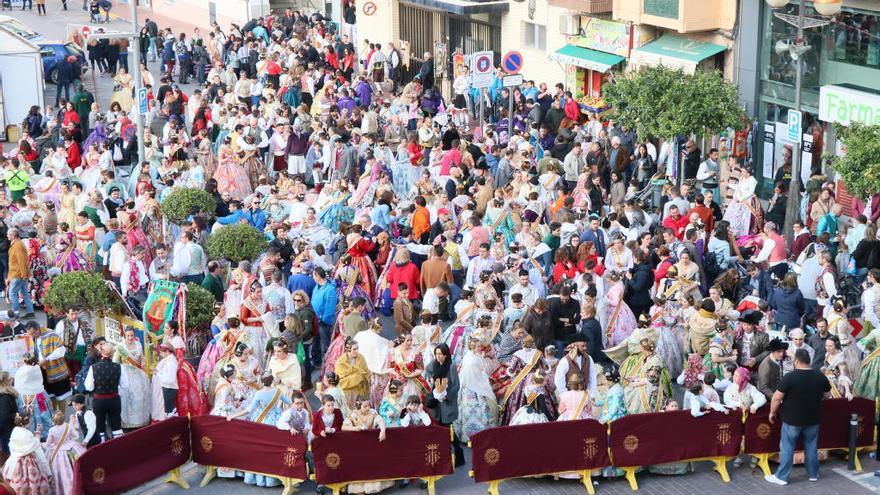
[625,251,654,318]
[84,342,125,443]
[549,286,581,352]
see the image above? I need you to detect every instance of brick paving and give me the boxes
[130,454,879,495]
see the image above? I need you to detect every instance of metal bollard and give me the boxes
[849,413,858,471]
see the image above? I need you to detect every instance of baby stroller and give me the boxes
[89,0,104,22]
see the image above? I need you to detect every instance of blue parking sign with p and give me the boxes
[138,88,148,114]
[787,109,801,143]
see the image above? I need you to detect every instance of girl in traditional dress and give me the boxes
[827,296,861,377]
[113,328,151,428]
[195,129,218,180]
[317,180,354,233]
[335,338,371,412]
[230,343,262,409]
[557,374,593,421]
[605,271,638,347]
[722,165,763,238]
[239,136,264,190]
[111,68,134,111]
[52,223,90,273]
[821,337,854,400]
[353,321,392,407]
[855,323,880,398]
[316,372,351,419]
[651,302,685,379]
[240,281,270,367]
[33,171,61,210]
[74,212,99,266]
[509,372,552,425]
[215,137,253,200]
[44,411,86,495]
[77,144,104,192]
[334,257,377,318]
[266,340,301,397]
[341,397,391,495]
[210,365,242,479]
[605,234,634,276]
[674,250,700,283]
[378,380,404,427]
[59,182,77,227]
[2,414,51,495]
[623,339,670,415]
[388,333,429,402]
[344,232,378,301]
[499,335,556,425]
[455,337,500,441]
[119,201,154,268]
[228,375,290,488]
[26,237,48,307]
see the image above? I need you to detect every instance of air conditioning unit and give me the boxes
[559,15,579,35]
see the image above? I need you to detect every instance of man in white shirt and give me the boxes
[120,246,149,300]
[464,244,495,289]
[154,343,179,419]
[421,282,450,321]
[172,231,207,284]
[554,334,597,398]
[70,394,99,447]
[107,235,129,290]
[508,270,538,307]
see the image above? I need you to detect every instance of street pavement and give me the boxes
[129,456,879,495]
[4,8,204,112]
[6,8,880,495]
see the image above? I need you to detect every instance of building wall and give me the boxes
[354,0,400,50]
[499,0,567,85]
[115,0,257,32]
[735,0,761,116]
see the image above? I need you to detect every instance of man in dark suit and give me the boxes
[417,52,434,92]
[742,262,775,300]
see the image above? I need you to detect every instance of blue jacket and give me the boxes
[243,208,267,231]
[311,280,338,326]
[217,209,247,225]
[287,273,316,296]
[769,286,806,330]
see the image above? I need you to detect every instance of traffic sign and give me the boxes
[362,1,376,15]
[471,50,494,89]
[787,109,802,143]
[502,51,523,74]
[137,87,149,115]
[502,74,523,88]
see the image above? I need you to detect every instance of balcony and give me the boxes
[547,0,613,13]
[613,0,736,33]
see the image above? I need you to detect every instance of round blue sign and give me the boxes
[502,51,523,74]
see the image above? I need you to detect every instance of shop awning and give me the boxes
[400,0,508,15]
[629,35,727,74]
[548,45,625,73]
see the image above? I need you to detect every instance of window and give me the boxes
[522,22,546,51]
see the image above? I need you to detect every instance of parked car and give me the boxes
[38,41,87,84]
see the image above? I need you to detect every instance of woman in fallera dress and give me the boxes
[114,328,151,428]
[44,412,86,495]
[455,338,499,442]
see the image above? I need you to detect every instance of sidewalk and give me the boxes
[108,4,203,35]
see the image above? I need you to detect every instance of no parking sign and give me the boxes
[470,50,494,89]
[502,50,523,74]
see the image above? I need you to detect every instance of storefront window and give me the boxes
[826,10,880,69]
[761,2,823,91]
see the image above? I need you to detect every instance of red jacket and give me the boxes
[312,409,344,437]
[662,215,689,240]
[386,262,421,300]
[66,143,81,170]
[552,261,578,284]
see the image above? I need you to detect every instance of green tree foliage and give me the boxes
[160,188,217,225]
[828,123,880,199]
[603,65,744,140]
[205,223,268,264]
[184,283,215,330]
[44,271,113,316]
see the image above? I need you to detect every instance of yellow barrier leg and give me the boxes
[165,467,190,489]
[711,457,730,482]
[580,470,595,495]
[199,466,216,487]
[329,483,343,495]
[487,480,501,495]
[422,476,437,495]
[623,467,638,491]
[281,477,301,495]
[754,453,772,477]
[852,452,863,473]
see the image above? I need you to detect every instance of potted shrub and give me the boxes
[160,188,217,225]
[205,223,268,264]
[43,271,113,317]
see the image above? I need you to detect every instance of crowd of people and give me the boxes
[2,6,880,495]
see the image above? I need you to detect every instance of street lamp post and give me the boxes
[129,0,146,169]
[765,0,838,241]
